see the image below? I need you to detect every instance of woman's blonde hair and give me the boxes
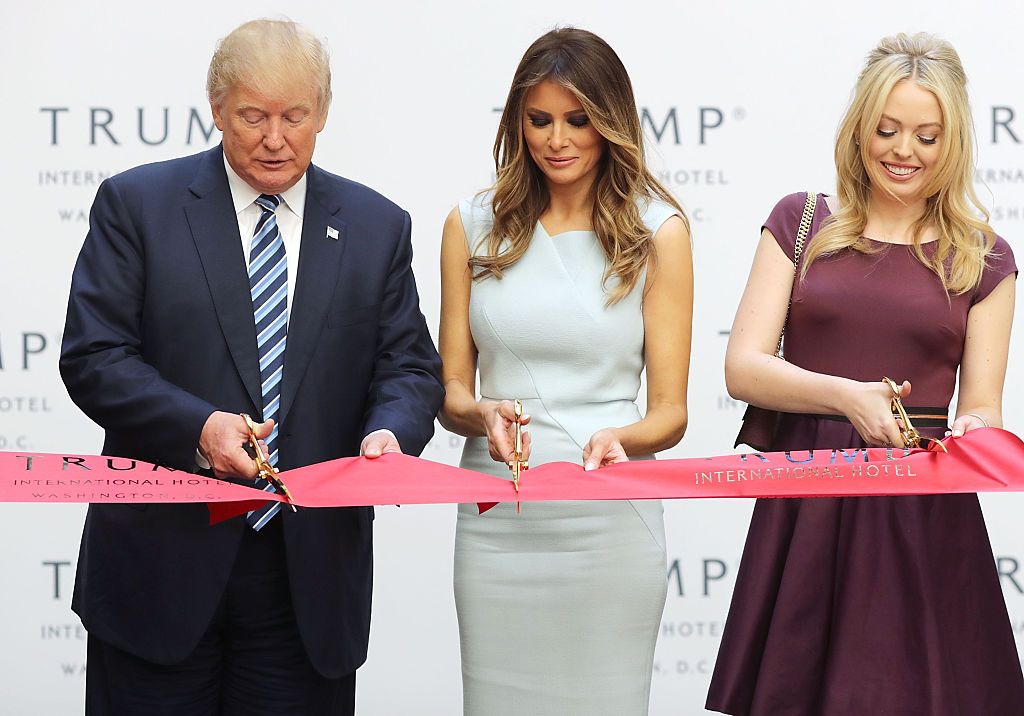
[472,27,685,304]
[207,19,332,113]
[804,32,994,293]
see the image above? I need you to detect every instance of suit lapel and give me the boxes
[280,165,348,425]
[184,146,263,411]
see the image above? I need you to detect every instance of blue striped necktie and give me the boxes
[247,193,287,530]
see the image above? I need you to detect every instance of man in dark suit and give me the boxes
[59,18,443,715]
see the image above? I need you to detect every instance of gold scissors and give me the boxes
[509,399,528,510]
[882,378,948,453]
[241,413,298,511]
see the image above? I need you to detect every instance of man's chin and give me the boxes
[251,171,302,195]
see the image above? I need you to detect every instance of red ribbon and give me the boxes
[2,429,1022,523]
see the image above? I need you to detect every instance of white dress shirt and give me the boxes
[195,158,397,467]
[223,155,304,318]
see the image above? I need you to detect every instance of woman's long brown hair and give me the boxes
[471,27,686,304]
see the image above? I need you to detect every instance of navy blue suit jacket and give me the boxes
[60,145,443,677]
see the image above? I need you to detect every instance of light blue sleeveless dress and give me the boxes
[453,195,679,715]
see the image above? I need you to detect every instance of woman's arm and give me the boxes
[437,206,530,463]
[725,229,907,447]
[583,215,693,468]
[951,274,1016,435]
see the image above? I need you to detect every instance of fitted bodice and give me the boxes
[458,195,678,467]
[767,192,1017,411]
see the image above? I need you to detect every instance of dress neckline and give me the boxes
[537,221,594,240]
[817,194,939,247]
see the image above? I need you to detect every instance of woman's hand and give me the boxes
[583,428,628,471]
[479,400,531,465]
[842,379,910,448]
[946,413,989,438]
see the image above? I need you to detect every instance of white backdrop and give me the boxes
[2,1,1023,713]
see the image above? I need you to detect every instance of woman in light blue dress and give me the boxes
[438,28,694,715]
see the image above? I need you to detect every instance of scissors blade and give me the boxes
[240,413,297,512]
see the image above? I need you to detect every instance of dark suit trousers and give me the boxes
[85,518,356,716]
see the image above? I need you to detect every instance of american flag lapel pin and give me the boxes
[326,226,339,240]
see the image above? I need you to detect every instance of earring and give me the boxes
[854,138,861,146]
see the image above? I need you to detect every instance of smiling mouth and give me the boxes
[882,161,919,177]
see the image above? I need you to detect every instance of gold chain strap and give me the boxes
[792,191,817,264]
[775,191,818,357]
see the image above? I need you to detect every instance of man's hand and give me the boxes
[199,411,272,478]
[361,430,402,459]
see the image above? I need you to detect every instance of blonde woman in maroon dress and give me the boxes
[706,33,1024,715]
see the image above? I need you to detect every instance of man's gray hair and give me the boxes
[207,18,332,111]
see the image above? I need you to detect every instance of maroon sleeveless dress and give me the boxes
[705,193,1024,715]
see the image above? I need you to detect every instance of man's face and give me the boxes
[212,83,327,195]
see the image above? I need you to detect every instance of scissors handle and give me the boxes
[882,378,947,453]
[510,400,528,508]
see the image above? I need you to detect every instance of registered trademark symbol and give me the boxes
[732,107,746,121]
